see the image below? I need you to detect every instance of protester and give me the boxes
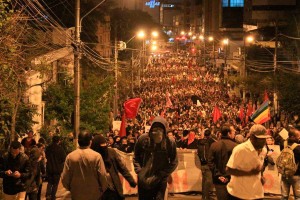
[91,134,137,200]
[208,124,237,200]
[25,146,44,200]
[279,125,300,200]
[21,130,36,156]
[198,129,216,200]
[226,124,268,199]
[61,130,108,200]
[45,136,66,200]
[133,116,178,200]
[0,141,30,200]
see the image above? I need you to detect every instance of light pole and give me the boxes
[199,35,205,66]
[74,0,107,145]
[223,38,229,73]
[208,36,215,68]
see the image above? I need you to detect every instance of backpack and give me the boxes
[276,142,299,177]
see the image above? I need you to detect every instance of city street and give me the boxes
[40,181,289,200]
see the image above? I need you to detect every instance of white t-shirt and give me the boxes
[226,139,266,199]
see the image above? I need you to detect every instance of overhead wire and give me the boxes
[15,0,113,71]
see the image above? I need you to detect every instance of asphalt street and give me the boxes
[40,181,290,200]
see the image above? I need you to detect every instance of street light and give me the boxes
[222,38,229,72]
[151,31,159,38]
[208,36,215,67]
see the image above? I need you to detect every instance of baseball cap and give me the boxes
[250,124,268,138]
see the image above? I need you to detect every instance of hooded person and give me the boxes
[133,116,178,200]
[91,134,136,200]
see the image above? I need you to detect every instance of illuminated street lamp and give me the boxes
[222,38,229,71]
[208,36,215,67]
[151,45,158,51]
[137,30,145,39]
[151,31,159,38]
[246,35,254,43]
[180,31,185,35]
[199,35,204,40]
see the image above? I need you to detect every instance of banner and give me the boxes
[113,121,121,131]
[116,146,281,195]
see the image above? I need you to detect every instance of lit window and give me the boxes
[222,0,244,7]
[230,0,244,7]
[222,0,229,7]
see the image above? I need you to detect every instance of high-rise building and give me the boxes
[244,0,297,28]
[203,0,244,39]
[113,0,202,36]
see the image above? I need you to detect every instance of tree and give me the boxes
[0,1,38,142]
[0,1,56,143]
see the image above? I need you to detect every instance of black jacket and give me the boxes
[0,152,30,195]
[208,137,236,184]
[45,143,66,175]
[105,148,136,198]
[133,116,178,189]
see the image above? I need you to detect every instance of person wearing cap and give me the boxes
[133,116,178,200]
[91,134,137,200]
[0,141,30,200]
[226,124,268,200]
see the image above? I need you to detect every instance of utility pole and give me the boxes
[73,0,107,146]
[113,39,118,118]
[131,51,134,96]
[274,21,279,115]
[74,0,80,146]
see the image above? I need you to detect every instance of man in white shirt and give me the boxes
[226,124,268,200]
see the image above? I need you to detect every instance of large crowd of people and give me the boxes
[1,52,300,200]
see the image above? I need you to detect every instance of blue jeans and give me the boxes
[201,165,213,200]
[281,175,300,200]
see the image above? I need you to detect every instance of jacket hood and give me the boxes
[149,116,168,137]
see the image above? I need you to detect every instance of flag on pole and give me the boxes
[119,113,127,137]
[239,106,244,121]
[196,100,202,107]
[124,98,142,119]
[166,92,173,108]
[212,106,222,123]
[250,100,271,124]
[264,90,269,101]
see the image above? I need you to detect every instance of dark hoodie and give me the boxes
[133,116,178,189]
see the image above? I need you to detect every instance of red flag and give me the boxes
[246,103,253,117]
[166,92,173,108]
[124,98,142,119]
[264,90,269,101]
[160,109,166,117]
[212,106,222,123]
[119,113,127,137]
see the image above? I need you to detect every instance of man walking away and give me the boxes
[198,129,216,200]
[91,134,137,200]
[45,136,66,200]
[61,130,108,200]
